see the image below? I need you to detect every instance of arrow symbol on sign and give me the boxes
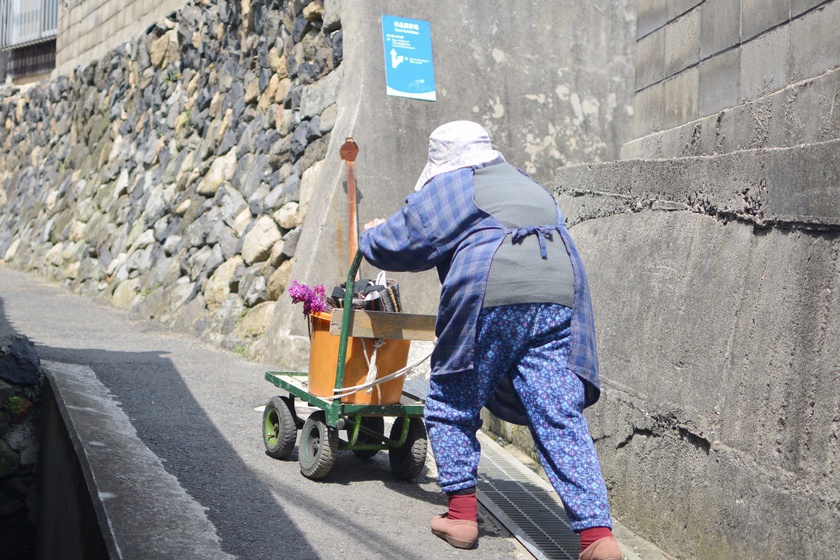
[390,48,404,68]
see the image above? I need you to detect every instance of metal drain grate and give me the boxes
[402,371,579,559]
[476,432,579,560]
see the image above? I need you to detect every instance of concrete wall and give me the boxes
[36,382,109,560]
[558,0,840,558]
[625,0,840,158]
[555,142,840,560]
[253,0,637,368]
[55,0,188,77]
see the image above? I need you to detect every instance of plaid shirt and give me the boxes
[360,164,601,407]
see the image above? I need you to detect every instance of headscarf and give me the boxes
[413,120,506,192]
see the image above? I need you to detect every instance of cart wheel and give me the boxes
[299,411,338,479]
[348,416,385,459]
[263,396,297,459]
[389,416,428,480]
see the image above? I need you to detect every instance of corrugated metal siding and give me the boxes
[0,0,59,51]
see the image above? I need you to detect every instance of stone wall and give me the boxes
[0,333,42,558]
[1,0,344,355]
[625,0,840,158]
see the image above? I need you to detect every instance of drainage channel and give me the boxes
[476,431,579,560]
[403,372,578,559]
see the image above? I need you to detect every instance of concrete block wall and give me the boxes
[55,0,187,78]
[625,0,840,158]
[569,2,840,558]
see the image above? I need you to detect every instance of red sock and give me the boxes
[447,492,477,522]
[579,527,613,550]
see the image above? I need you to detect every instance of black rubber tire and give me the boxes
[389,416,428,480]
[348,416,385,459]
[263,396,297,459]
[299,411,338,479]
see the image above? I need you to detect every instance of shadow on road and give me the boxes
[0,263,488,559]
[0,292,321,559]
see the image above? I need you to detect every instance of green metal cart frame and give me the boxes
[262,250,434,480]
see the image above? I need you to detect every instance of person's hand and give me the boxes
[363,218,386,231]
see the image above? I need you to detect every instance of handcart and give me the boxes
[262,249,437,480]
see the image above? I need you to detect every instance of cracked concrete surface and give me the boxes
[556,138,840,231]
[554,140,839,559]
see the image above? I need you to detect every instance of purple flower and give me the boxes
[288,280,328,316]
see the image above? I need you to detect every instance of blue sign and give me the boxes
[381,15,436,101]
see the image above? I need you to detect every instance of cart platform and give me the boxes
[264,371,426,425]
[261,249,435,481]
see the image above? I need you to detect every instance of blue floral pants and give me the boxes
[424,303,612,531]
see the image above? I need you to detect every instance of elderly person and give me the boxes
[360,121,622,560]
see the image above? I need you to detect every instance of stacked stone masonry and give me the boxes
[0,0,344,355]
[627,0,840,158]
[0,334,42,557]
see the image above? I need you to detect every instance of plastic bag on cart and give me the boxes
[327,271,401,312]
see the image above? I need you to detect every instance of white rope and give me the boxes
[360,338,385,401]
[319,349,433,402]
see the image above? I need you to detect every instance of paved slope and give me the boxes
[0,265,524,559]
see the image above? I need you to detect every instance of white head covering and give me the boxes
[413,121,505,192]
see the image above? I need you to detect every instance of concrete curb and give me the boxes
[42,361,234,559]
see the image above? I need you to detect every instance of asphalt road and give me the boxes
[0,265,528,559]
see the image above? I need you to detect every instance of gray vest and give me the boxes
[473,164,575,309]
